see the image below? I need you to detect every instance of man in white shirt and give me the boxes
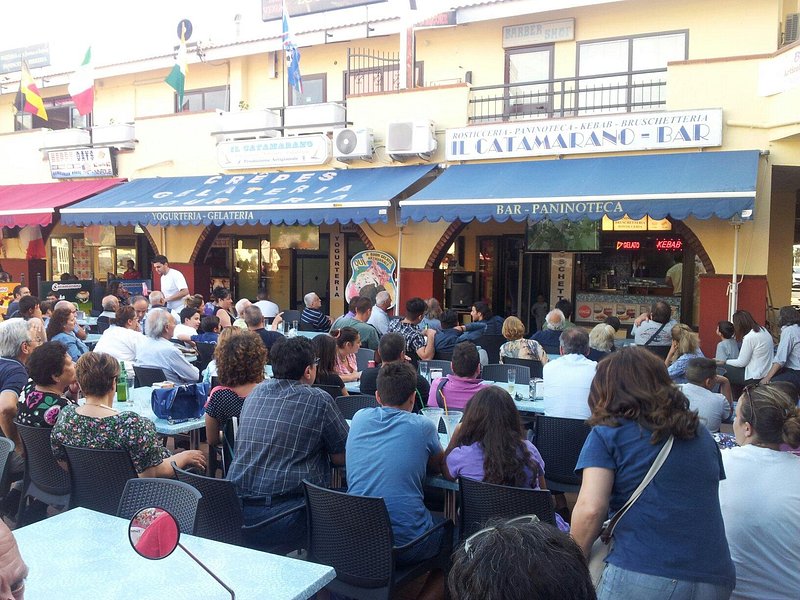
[152,254,189,312]
[367,290,392,335]
[681,357,732,433]
[254,288,280,319]
[542,328,596,419]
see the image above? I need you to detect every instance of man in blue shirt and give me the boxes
[300,292,331,332]
[347,361,449,594]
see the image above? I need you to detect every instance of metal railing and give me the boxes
[345,48,402,96]
[468,68,668,124]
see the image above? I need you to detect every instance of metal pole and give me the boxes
[729,222,741,321]
[395,225,403,316]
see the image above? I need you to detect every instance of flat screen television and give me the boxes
[269,225,320,250]
[526,219,601,252]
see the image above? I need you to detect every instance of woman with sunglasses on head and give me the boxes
[570,346,734,599]
[718,382,800,599]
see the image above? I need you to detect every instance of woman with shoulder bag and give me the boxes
[570,346,735,599]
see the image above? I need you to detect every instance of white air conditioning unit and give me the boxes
[386,120,437,160]
[332,127,374,161]
[785,13,800,45]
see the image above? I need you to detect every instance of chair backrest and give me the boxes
[481,363,530,384]
[298,320,317,332]
[173,463,244,545]
[541,343,561,355]
[96,316,111,334]
[355,348,375,371]
[458,476,556,538]
[63,445,138,515]
[419,359,452,377]
[195,342,216,373]
[475,334,506,364]
[0,436,15,498]
[282,309,303,324]
[303,480,395,589]
[133,366,168,388]
[335,395,378,420]
[16,423,71,495]
[312,383,341,400]
[433,350,453,361]
[117,477,202,534]
[221,416,239,477]
[533,416,592,488]
[643,344,671,359]
[503,356,544,378]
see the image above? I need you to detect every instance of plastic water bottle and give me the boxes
[117,361,128,402]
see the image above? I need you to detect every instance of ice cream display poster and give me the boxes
[346,251,397,306]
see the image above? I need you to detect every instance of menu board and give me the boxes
[575,292,680,326]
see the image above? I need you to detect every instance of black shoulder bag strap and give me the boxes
[436,378,449,409]
[643,321,668,347]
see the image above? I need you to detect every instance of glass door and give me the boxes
[233,238,260,301]
[505,45,553,119]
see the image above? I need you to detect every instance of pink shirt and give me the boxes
[426,375,485,411]
[335,352,357,377]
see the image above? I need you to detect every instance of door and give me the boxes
[505,45,554,119]
[292,234,330,313]
[233,238,260,301]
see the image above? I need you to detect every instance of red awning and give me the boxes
[0,179,126,227]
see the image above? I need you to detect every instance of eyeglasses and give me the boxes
[312,358,320,367]
[463,514,540,559]
[743,383,760,428]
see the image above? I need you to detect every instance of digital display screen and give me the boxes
[526,220,600,252]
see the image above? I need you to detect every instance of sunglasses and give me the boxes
[463,514,540,559]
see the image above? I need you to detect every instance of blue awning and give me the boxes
[61,165,435,226]
[399,151,760,223]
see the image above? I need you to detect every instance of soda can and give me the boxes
[367,360,376,368]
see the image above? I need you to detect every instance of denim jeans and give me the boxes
[598,564,733,600]
[395,515,445,566]
[241,496,306,552]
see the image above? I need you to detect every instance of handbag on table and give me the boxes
[588,435,674,587]
[151,383,209,421]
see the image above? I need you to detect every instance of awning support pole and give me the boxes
[729,219,742,321]
[395,225,403,317]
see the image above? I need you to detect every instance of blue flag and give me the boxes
[282,1,303,94]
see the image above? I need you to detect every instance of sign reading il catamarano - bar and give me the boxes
[446,109,722,161]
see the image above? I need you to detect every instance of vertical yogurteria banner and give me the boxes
[329,228,345,319]
[346,250,397,307]
[549,253,574,310]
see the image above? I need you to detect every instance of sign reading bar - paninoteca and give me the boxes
[446,109,722,161]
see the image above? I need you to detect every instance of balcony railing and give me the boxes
[468,68,667,124]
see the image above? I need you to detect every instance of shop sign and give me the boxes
[346,250,397,307]
[48,148,115,179]
[503,19,574,48]
[758,46,800,96]
[216,135,331,169]
[0,283,21,317]
[655,238,683,251]
[615,240,641,250]
[549,254,573,309]
[446,109,723,161]
[601,215,672,231]
[40,280,95,313]
[0,43,49,74]
[330,230,345,307]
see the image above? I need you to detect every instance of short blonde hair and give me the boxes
[502,316,526,341]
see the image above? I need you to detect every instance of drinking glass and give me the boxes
[507,367,516,392]
[292,320,299,331]
[529,378,537,400]
[421,407,444,432]
[441,410,463,442]
[419,362,429,381]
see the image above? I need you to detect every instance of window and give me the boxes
[50,237,72,278]
[504,46,553,120]
[345,62,423,96]
[15,97,90,131]
[289,74,327,105]
[577,31,687,114]
[176,86,229,112]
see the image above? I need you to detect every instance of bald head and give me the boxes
[54,300,76,313]
[0,520,27,599]
[102,295,119,311]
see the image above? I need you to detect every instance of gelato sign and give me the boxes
[446,109,722,161]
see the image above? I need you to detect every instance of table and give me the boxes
[114,387,206,448]
[14,507,335,600]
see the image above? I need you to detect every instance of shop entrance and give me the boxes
[477,235,525,318]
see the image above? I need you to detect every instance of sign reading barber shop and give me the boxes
[446,109,723,161]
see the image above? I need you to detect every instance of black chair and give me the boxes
[96,315,111,334]
[356,348,375,371]
[475,334,506,364]
[532,416,592,494]
[173,463,305,552]
[15,423,71,524]
[195,342,216,375]
[220,416,239,478]
[133,366,168,387]
[458,476,556,539]
[336,395,378,420]
[541,343,561,355]
[643,344,671,360]
[303,481,453,600]
[0,437,16,513]
[433,350,453,361]
[281,309,303,325]
[503,356,544,378]
[63,446,138,515]
[117,478,201,534]
[419,359,452,377]
[298,320,317,332]
[313,383,341,400]
[481,363,530,385]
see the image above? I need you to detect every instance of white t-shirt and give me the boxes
[159,267,189,311]
[93,325,144,377]
[681,382,730,432]
[254,300,279,318]
[719,445,800,599]
[541,353,596,419]
[173,323,197,341]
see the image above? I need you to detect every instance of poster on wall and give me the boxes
[0,283,21,317]
[345,250,397,306]
[115,279,152,298]
[40,280,95,313]
[549,254,574,310]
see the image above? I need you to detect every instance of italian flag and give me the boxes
[68,47,94,116]
[165,24,188,109]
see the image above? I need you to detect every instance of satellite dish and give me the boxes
[177,19,193,41]
[336,129,358,154]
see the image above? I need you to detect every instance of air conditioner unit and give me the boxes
[332,127,374,161]
[386,120,437,160]
[785,13,800,45]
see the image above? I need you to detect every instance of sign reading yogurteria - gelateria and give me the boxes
[445,109,722,161]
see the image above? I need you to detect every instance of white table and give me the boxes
[114,387,206,447]
[14,507,335,600]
